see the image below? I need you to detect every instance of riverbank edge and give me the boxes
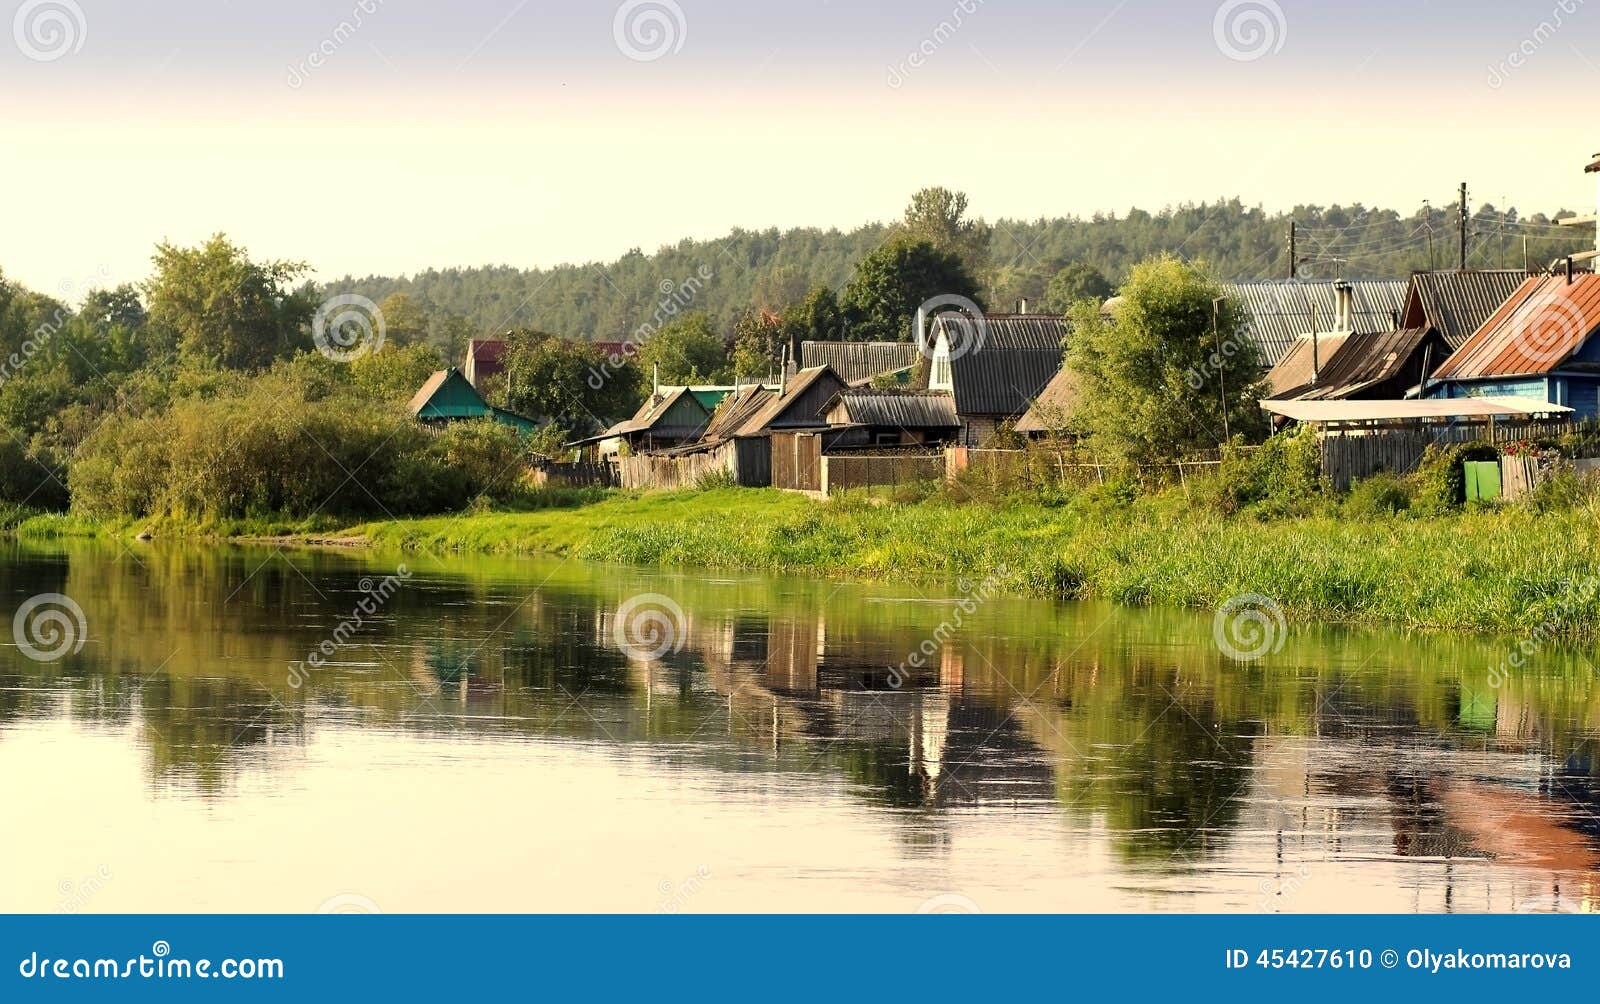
[9,489,1598,641]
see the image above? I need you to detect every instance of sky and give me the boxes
[1,0,1597,296]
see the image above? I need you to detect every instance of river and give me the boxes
[0,541,1595,913]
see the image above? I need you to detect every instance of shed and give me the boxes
[1014,367,1082,436]
[1428,273,1600,417]
[408,368,538,432]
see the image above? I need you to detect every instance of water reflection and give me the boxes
[1,540,1598,913]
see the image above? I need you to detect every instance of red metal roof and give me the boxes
[468,338,507,363]
[1430,274,1600,380]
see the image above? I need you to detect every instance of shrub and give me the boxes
[1407,441,1498,515]
[1343,473,1411,518]
[1525,468,1600,514]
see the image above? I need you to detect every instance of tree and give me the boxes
[902,187,989,277]
[1066,255,1266,464]
[781,285,847,343]
[501,330,644,433]
[376,292,433,347]
[633,312,728,384]
[351,342,445,404]
[79,284,148,332]
[144,235,315,370]
[729,310,786,381]
[843,238,981,342]
[1043,262,1114,313]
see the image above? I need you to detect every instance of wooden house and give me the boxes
[920,314,1065,447]
[734,366,848,437]
[1427,272,1600,418]
[407,368,539,433]
[1014,366,1081,438]
[569,385,723,455]
[1264,326,1451,401]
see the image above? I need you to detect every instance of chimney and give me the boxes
[1018,298,1029,314]
[1333,281,1355,332]
[915,304,928,353]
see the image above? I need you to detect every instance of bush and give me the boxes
[1193,426,1326,518]
[1343,473,1411,518]
[1407,441,1498,515]
[1525,468,1600,514]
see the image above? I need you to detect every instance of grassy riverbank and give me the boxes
[347,486,1600,636]
[10,483,1600,636]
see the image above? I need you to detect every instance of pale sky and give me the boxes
[1,0,1596,297]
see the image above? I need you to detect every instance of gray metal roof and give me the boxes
[799,341,918,386]
[827,390,958,429]
[1404,269,1532,351]
[1223,280,1408,367]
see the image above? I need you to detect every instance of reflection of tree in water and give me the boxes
[137,675,302,794]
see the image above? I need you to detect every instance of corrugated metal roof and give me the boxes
[1223,280,1408,366]
[799,341,919,386]
[1014,367,1081,433]
[1431,274,1600,380]
[1262,396,1573,423]
[926,314,1066,418]
[1405,270,1532,350]
[827,390,958,429]
[1294,328,1440,400]
[702,385,775,441]
[1263,333,1353,399]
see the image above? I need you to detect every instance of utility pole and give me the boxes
[1288,220,1297,279]
[1212,297,1230,443]
[1459,181,1469,270]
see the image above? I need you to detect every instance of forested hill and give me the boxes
[336,197,1592,341]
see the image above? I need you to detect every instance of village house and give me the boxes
[407,368,539,433]
[1014,366,1080,438]
[1398,269,1534,352]
[820,389,960,447]
[1263,326,1452,401]
[463,338,507,389]
[920,313,1066,447]
[1426,271,1600,418]
[569,384,737,456]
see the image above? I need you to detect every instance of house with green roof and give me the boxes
[407,368,539,433]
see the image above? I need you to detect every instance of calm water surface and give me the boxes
[1,541,1597,914]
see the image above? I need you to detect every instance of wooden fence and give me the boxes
[771,433,822,492]
[1318,420,1571,491]
[617,439,770,490]
[530,462,618,489]
[822,452,946,492]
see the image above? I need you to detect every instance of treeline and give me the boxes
[339,195,1593,345]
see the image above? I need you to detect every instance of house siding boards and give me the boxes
[736,366,848,436]
[1223,280,1408,367]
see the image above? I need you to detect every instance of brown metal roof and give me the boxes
[1262,332,1353,399]
[1431,274,1600,380]
[1295,328,1437,400]
[1404,270,1533,351]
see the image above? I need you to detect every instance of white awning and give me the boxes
[1260,396,1574,424]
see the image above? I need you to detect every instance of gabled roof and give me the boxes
[468,338,507,364]
[407,368,538,431]
[799,341,919,386]
[1403,270,1533,350]
[1431,274,1600,380]
[825,389,958,429]
[702,385,776,441]
[1014,367,1082,434]
[1223,280,1408,366]
[735,366,846,435]
[929,314,1066,417]
[1262,332,1353,399]
[1271,328,1444,401]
